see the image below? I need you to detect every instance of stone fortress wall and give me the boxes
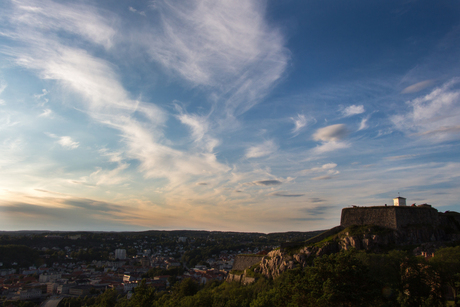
[340,205,440,230]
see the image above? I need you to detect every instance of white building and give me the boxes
[393,196,407,206]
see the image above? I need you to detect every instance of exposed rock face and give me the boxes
[256,249,295,279]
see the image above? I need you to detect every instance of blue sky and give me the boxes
[1,0,460,232]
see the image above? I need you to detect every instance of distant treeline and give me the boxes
[0,245,39,268]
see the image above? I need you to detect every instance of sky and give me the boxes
[0,0,460,233]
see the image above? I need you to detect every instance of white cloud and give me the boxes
[34,89,48,99]
[245,140,277,158]
[358,111,375,131]
[46,133,79,149]
[176,110,219,152]
[319,163,337,170]
[341,105,365,117]
[358,117,368,130]
[401,79,434,94]
[38,109,52,117]
[291,114,315,135]
[57,136,79,149]
[88,163,129,186]
[0,83,6,106]
[129,6,145,16]
[311,124,350,154]
[392,78,460,141]
[313,124,349,142]
[177,113,207,142]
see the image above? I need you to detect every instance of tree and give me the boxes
[94,288,118,307]
[129,279,156,307]
[252,251,381,307]
[305,251,381,307]
[431,246,460,306]
[397,257,444,307]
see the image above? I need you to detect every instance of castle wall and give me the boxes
[341,207,397,229]
[341,206,439,230]
[393,206,439,228]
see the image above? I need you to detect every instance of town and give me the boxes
[0,230,322,305]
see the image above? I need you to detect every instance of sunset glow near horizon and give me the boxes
[1,0,460,233]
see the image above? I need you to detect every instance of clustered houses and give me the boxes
[0,260,165,302]
[0,258,223,302]
[0,245,274,304]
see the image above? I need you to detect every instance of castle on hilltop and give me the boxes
[341,196,460,230]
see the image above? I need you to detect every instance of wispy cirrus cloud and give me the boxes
[5,0,116,49]
[2,0,231,192]
[300,162,339,180]
[129,6,146,17]
[401,79,435,94]
[290,114,315,135]
[175,106,219,152]
[392,78,460,141]
[358,117,368,130]
[38,109,52,117]
[143,0,289,117]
